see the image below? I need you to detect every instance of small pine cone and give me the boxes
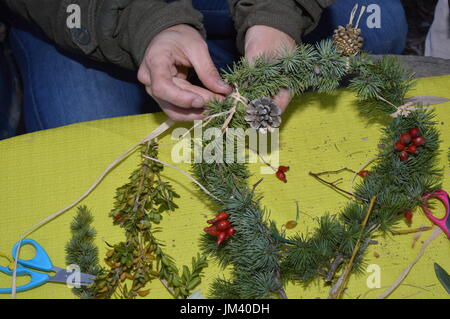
[244,97,282,133]
[332,24,364,56]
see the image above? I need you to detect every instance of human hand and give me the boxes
[245,25,297,112]
[138,24,232,121]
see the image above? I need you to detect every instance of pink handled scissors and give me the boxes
[421,189,450,238]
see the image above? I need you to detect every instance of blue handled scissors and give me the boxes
[0,238,95,294]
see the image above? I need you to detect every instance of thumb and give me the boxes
[273,89,292,113]
[189,44,232,95]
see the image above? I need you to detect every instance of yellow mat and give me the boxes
[1,75,450,299]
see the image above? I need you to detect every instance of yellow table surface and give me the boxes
[1,76,450,299]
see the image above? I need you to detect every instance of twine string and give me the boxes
[222,84,248,131]
[142,155,222,203]
[355,5,366,29]
[377,226,443,299]
[348,4,359,26]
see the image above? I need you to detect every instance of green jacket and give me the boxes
[1,0,334,70]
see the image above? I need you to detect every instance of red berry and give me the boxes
[276,170,287,183]
[400,133,412,145]
[215,220,230,231]
[403,210,413,223]
[358,170,370,178]
[207,211,229,224]
[278,166,290,173]
[406,144,418,154]
[285,220,298,229]
[216,232,227,245]
[399,151,409,161]
[409,128,421,138]
[413,136,425,146]
[394,141,406,152]
[226,226,236,238]
[204,225,219,236]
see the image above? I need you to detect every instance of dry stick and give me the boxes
[325,254,345,283]
[309,171,369,203]
[392,226,433,235]
[314,167,357,176]
[330,196,377,299]
[350,156,378,194]
[10,119,175,298]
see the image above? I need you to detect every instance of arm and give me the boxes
[2,0,206,69]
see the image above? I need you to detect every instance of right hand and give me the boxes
[138,24,232,122]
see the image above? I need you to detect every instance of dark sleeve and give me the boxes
[228,0,335,53]
[2,0,206,69]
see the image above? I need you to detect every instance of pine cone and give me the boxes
[244,97,281,133]
[332,24,364,56]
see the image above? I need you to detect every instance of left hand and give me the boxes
[244,25,297,113]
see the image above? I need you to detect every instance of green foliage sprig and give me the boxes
[67,142,207,299]
[65,206,102,299]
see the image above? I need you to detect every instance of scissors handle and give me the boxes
[12,239,53,272]
[421,189,450,238]
[0,264,49,294]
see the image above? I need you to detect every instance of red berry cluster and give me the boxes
[275,166,289,183]
[204,212,236,245]
[394,128,425,161]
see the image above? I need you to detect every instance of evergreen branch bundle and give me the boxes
[65,206,101,298]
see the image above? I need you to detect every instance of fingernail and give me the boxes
[218,80,231,90]
[192,98,204,108]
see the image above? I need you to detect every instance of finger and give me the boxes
[147,56,204,108]
[173,77,225,103]
[272,89,292,113]
[157,100,206,122]
[188,43,232,95]
[137,67,151,86]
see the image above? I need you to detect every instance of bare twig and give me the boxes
[252,178,264,192]
[329,196,377,299]
[325,253,344,283]
[325,254,345,283]
[309,171,369,203]
[392,226,433,235]
[313,167,357,176]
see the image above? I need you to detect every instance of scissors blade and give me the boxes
[48,267,95,286]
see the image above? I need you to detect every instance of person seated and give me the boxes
[0,0,408,134]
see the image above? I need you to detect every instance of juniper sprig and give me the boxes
[65,206,102,299]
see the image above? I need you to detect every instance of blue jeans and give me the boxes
[5,0,407,133]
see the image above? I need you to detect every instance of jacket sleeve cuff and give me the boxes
[230,0,334,54]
